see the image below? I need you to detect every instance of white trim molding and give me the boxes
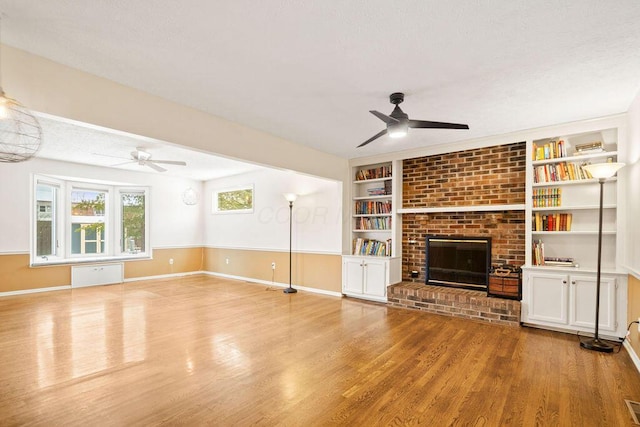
[204,271,343,298]
[624,340,640,375]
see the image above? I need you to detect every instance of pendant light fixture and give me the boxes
[0,15,43,162]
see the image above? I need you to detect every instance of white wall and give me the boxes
[625,88,640,275]
[0,158,203,254]
[204,169,342,254]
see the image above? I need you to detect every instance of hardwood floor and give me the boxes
[1,275,639,426]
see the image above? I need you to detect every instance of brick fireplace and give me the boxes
[402,142,527,283]
[391,142,526,325]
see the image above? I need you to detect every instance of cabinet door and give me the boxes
[343,259,364,294]
[363,260,387,297]
[570,275,616,332]
[528,272,569,325]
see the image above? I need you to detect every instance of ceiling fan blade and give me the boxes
[370,110,399,124]
[110,160,136,167]
[93,152,130,160]
[151,160,187,166]
[408,120,469,130]
[146,162,166,172]
[357,129,387,148]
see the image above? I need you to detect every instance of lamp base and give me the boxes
[283,287,297,294]
[580,338,614,353]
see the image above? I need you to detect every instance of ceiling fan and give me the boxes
[113,147,187,172]
[358,92,469,148]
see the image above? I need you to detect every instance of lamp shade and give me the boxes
[582,162,625,179]
[283,193,298,203]
[388,121,408,139]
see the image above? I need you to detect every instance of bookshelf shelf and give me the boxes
[532,177,617,188]
[353,213,392,218]
[532,205,615,212]
[531,150,618,166]
[352,229,392,233]
[531,230,616,235]
[353,195,392,201]
[354,177,391,184]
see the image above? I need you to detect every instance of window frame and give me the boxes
[31,175,151,265]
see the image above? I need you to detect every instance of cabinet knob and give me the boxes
[562,280,567,284]
[571,280,576,285]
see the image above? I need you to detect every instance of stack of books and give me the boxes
[543,257,576,267]
[575,141,604,154]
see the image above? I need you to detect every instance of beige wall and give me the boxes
[125,248,203,279]
[629,275,640,358]
[203,247,341,293]
[0,248,203,293]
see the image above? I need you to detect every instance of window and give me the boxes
[212,185,253,213]
[32,175,150,264]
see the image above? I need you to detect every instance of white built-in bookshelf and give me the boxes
[528,128,620,270]
[522,122,628,338]
[342,160,402,302]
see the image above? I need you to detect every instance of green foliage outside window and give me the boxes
[217,188,253,212]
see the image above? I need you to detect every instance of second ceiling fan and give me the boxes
[358,92,469,148]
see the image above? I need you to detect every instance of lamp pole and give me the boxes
[579,178,611,352]
[283,194,297,294]
[579,162,624,352]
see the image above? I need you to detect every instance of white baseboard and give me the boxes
[0,271,342,299]
[0,285,71,297]
[123,270,204,283]
[624,340,640,375]
[203,271,343,298]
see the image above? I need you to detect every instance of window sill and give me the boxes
[30,254,151,268]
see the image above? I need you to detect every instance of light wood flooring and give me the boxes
[1,275,639,426]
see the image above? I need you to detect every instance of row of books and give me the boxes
[532,240,577,266]
[355,165,392,181]
[532,139,567,161]
[533,161,593,183]
[532,240,545,266]
[356,217,391,230]
[533,212,572,231]
[352,238,391,256]
[532,188,562,207]
[355,200,392,215]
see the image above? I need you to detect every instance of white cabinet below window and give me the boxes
[342,256,401,303]
[521,268,626,337]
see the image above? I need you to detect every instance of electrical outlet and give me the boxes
[638,317,640,332]
[169,258,174,265]
[226,258,229,265]
[271,262,276,270]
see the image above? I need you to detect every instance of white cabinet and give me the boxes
[342,256,401,303]
[522,268,626,337]
[569,274,617,332]
[526,271,569,325]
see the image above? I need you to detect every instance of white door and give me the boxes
[343,259,364,295]
[570,275,616,332]
[363,259,387,298]
[527,272,569,325]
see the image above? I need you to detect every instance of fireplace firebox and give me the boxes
[425,236,491,291]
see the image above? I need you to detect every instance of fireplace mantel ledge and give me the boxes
[397,204,525,214]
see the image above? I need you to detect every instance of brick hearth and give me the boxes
[388,282,521,327]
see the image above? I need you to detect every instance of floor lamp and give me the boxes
[580,161,625,353]
[283,193,298,294]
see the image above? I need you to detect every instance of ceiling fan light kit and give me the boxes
[358,92,469,148]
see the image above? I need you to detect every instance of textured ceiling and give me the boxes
[2,0,640,162]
